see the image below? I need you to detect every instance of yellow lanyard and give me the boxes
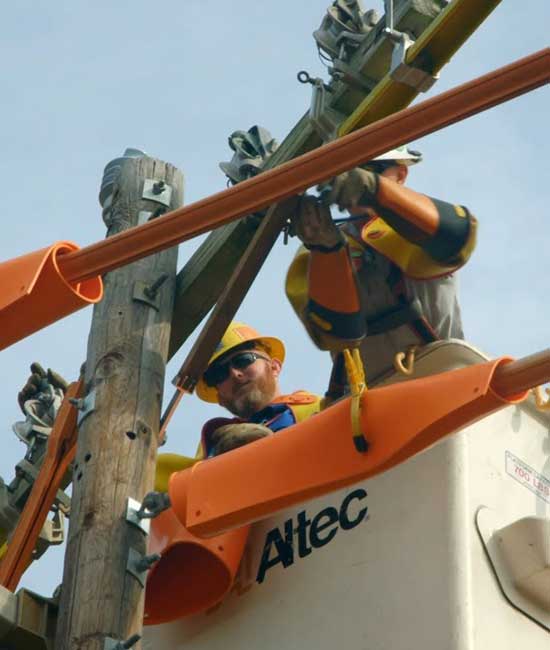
[343,348,369,452]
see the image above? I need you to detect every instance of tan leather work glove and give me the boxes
[327,168,379,212]
[17,362,68,413]
[290,194,344,252]
[209,422,272,457]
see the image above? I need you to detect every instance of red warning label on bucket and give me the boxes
[505,450,550,504]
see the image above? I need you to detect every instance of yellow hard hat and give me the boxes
[195,322,285,403]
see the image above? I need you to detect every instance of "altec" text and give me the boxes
[256,488,368,583]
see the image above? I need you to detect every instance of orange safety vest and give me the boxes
[200,390,322,458]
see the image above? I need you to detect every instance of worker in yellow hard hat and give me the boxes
[196,322,322,458]
[286,146,478,385]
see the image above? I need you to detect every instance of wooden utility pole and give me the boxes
[56,151,183,650]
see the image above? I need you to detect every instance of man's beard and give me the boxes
[219,369,278,419]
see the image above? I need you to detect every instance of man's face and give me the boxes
[214,348,282,418]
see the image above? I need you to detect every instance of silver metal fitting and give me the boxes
[298,71,344,142]
[152,180,166,195]
[132,281,160,311]
[69,390,96,426]
[104,633,141,650]
[125,497,151,535]
[384,28,439,93]
[127,548,160,587]
[136,491,171,519]
[133,271,169,310]
[142,178,173,207]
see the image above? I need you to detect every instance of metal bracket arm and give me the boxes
[385,28,439,92]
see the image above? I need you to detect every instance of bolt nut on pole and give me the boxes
[126,497,151,535]
[127,548,160,587]
[135,553,161,573]
[136,491,171,519]
[68,390,97,425]
[104,633,141,650]
[143,272,169,299]
[152,180,166,194]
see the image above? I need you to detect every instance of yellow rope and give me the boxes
[343,348,369,452]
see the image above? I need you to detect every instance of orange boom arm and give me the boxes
[0,49,548,350]
[168,351,549,538]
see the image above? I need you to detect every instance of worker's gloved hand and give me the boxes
[290,195,344,252]
[17,363,68,413]
[326,168,379,212]
[209,422,272,457]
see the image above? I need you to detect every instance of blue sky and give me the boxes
[0,1,548,595]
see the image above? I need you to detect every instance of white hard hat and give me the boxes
[372,145,422,166]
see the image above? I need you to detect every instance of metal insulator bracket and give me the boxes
[298,70,345,143]
[384,28,439,93]
[330,58,377,93]
[125,497,151,535]
[142,178,173,207]
[310,80,346,143]
[69,390,96,427]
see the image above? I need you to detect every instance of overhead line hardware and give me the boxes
[104,634,141,650]
[57,49,549,284]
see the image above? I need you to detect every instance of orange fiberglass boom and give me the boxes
[0,49,548,351]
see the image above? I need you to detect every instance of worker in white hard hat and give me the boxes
[196,322,322,458]
[286,145,478,386]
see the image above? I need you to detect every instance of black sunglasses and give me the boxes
[360,161,397,174]
[204,351,270,387]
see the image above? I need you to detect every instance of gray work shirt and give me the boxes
[345,226,465,383]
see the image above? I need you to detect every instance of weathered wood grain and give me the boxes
[56,156,183,650]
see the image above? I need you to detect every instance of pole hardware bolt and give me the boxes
[151,204,168,219]
[135,553,161,573]
[152,180,166,194]
[126,497,151,535]
[143,273,169,299]
[104,633,141,650]
[136,491,171,519]
[69,390,96,426]
[127,547,160,587]
[142,178,173,207]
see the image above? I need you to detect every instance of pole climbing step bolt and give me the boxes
[127,548,160,587]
